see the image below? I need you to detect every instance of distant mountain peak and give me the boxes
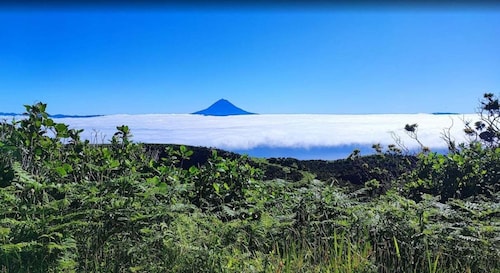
[431,112,460,115]
[0,112,102,118]
[192,99,255,116]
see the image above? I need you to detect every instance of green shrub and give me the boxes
[403,93,500,202]
[1,100,498,273]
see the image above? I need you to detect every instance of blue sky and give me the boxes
[0,6,499,115]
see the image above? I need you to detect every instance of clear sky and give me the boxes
[0,5,499,115]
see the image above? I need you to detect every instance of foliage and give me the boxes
[267,152,416,195]
[404,143,500,201]
[403,93,500,202]
[0,100,499,273]
[464,93,500,147]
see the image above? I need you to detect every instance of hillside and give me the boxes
[1,99,499,273]
[145,144,417,193]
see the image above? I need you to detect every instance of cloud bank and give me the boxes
[56,113,477,148]
[2,113,479,158]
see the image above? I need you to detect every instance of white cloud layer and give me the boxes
[2,113,483,158]
[18,113,477,152]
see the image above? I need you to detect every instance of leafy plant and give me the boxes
[0,100,498,273]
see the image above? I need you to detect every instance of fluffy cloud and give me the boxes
[3,113,482,158]
[44,114,477,151]
[1,113,479,158]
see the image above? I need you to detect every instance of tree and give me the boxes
[464,93,500,147]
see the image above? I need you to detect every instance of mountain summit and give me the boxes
[192,99,255,116]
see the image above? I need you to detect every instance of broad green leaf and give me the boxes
[213,182,220,194]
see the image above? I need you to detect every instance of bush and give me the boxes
[1,100,498,273]
[404,93,500,202]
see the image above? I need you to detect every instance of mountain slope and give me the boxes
[0,112,102,118]
[192,99,255,116]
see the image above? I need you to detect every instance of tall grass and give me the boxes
[0,102,499,272]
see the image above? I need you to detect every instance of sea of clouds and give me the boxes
[1,114,480,159]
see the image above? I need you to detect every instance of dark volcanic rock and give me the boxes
[192,99,255,116]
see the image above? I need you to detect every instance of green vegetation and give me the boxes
[0,95,499,272]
